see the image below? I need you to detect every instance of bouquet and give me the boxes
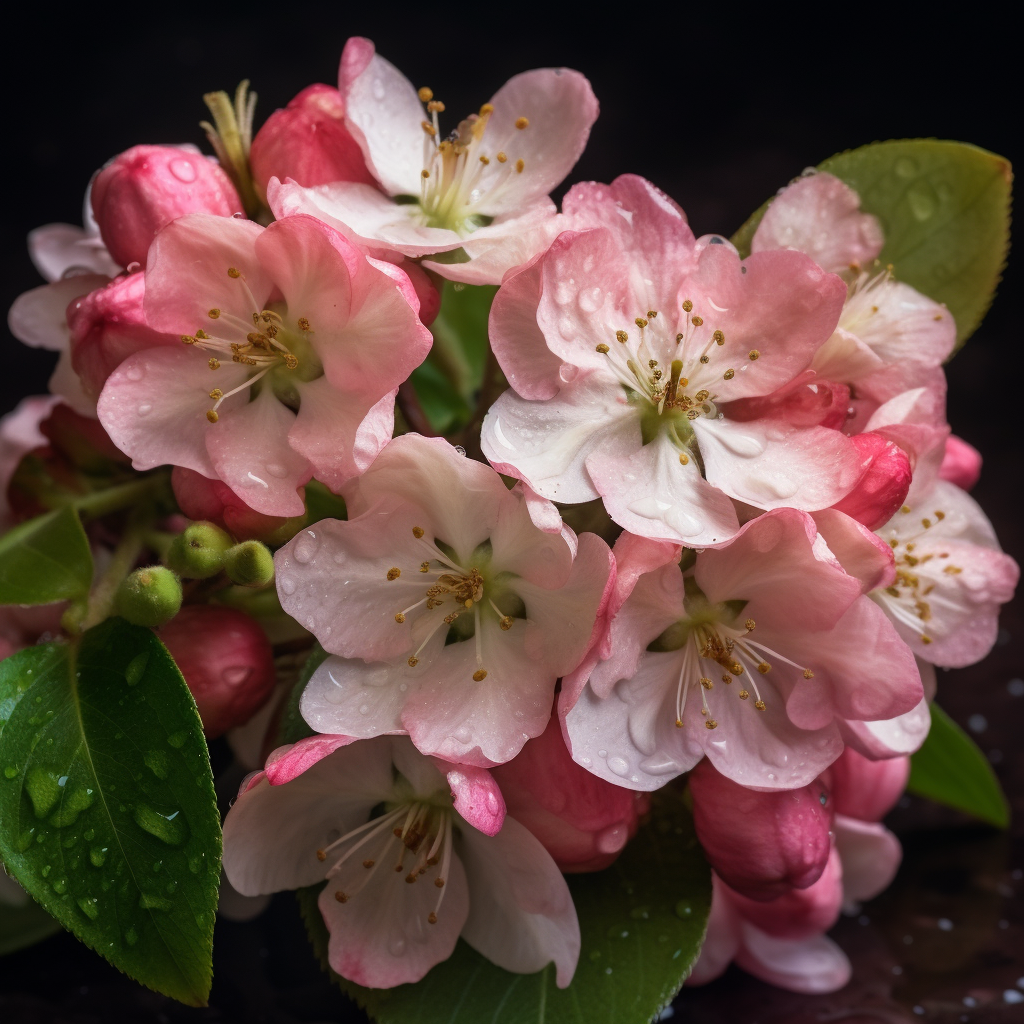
[0,36,1016,1022]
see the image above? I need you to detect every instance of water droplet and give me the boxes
[606,756,630,778]
[125,652,149,687]
[674,900,693,918]
[372,78,387,101]
[52,877,67,894]
[293,532,318,563]
[453,727,472,744]
[167,732,187,749]
[598,749,608,758]
[90,846,107,867]
[578,286,603,313]
[222,665,252,688]
[137,403,152,417]
[895,157,918,178]
[77,896,100,920]
[125,927,138,946]
[126,364,144,382]
[596,823,628,854]
[4,765,19,779]
[279,576,296,595]
[554,280,575,306]
[139,892,173,911]
[144,750,170,780]
[388,935,406,956]
[907,180,939,221]
[84,828,95,841]
[26,767,62,818]
[133,804,188,845]
[629,905,651,920]
[168,157,197,183]
[358,704,370,716]
[265,462,288,478]
[588,949,602,961]
[125,261,142,274]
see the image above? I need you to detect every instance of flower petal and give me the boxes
[735,928,851,994]
[300,655,408,739]
[834,815,902,904]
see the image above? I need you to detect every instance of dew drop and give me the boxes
[895,157,918,178]
[293,531,319,563]
[4,765,19,779]
[144,749,170,780]
[139,892,173,911]
[629,905,651,920]
[674,900,693,918]
[167,731,187,749]
[596,823,628,854]
[168,157,197,183]
[453,727,472,744]
[372,78,387,101]
[125,652,149,687]
[133,804,188,845]
[388,935,406,956]
[578,286,603,313]
[136,403,152,417]
[77,896,100,920]
[265,462,288,478]
[125,927,138,946]
[907,180,939,221]
[222,665,253,688]
[125,364,144,382]
[90,846,107,867]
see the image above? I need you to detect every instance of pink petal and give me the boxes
[442,763,506,837]
[300,655,408,739]
[834,815,902,903]
[751,172,883,274]
[839,695,932,758]
[459,817,580,988]
[829,748,909,821]
[28,223,119,281]
[8,275,109,352]
[736,928,851,994]
[482,376,641,504]
[488,482,575,588]
[811,508,896,594]
[263,734,358,785]
[684,877,742,986]
[940,434,982,491]
[205,385,310,517]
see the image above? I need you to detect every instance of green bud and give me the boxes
[223,540,275,588]
[166,521,234,579]
[115,566,183,627]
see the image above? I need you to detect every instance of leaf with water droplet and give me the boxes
[0,506,94,606]
[732,139,1011,348]
[0,619,221,1006]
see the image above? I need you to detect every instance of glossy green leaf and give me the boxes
[0,882,61,955]
[0,618,222,1004]
[908,702,1010,828]
[429,282,497,400]
[297,785,710,1024]
[731,140,1011,346]
[0,506,94,606]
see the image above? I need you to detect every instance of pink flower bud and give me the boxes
[91,145,242,268]
[171,467,303,542]
[67,272,177,398]
[830,431,912,530]
[689,760,834,901]
[827,747,909,822]
[939,434,982,491]
[728,377,851,430]
[158,605,276,738]
[249,85,375,193]
[491,712,646,872]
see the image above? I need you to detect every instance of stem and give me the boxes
[458,345,507,461]
[71,475,165,520]
[78,525,145,632]
[396,379,438,437]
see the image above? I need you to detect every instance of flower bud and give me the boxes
[830,431,912,531]
[689,759,833,901]
[491,711,646,872]
[91,145,242,268]
[167,521,234,579]
[158,605,276,737]
[171,467,304,543]
[116,566,182,627]
[827,747,909,822]
[67,272,178,399]
[224,540,275,588]
[249,85,375,193]
[939,434,982,491]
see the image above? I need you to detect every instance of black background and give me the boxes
[1,4,1021,1022]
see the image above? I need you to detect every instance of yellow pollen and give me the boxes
[316,849,327,862]
[921,634,933,644]
[420,562,430,573]
[679,453,689,465]
[228,267,240,278]
[700,677,713,689]
[705,719,718,730]
[472,669,487,682]
[496,151,507,163]
[647,310,658,319]
[418,86,434,102]
[298,317,311,331]
[596,343,610,353]
[721,674,731,684]
[479,103,494,116]
[206,410,219,423]
[679,377,689,386]
[515,158,524,173]
[181,334,196,345]
[754,700,766,711]
[499,616,513,630]
[748,349,760,360]
[408,656,419,667]
[943,565,963,575]
[362,859,375,869]
[713,330,725,345]
[208,308,221,319]
[682,299,693,313]
[421,121,437,137]
[479,154,490,165]
[757,661,771,674]
[739,689,749,700]
[745,618,756,630]
[208,358,220,370]
[515,116,529,129]
[395,613,406,623]
[615,330,629,343]
[428,912,438,924]
[723,369,735,379]
[413,526,425,538]
[935,510,946,520]
[900,505,911,514]
[434,877,445,889]
[691,316,704,327]
[675,718,684,728]
[421,169,431,178]
[803,668,815,679]
[387,567,401,580]
[427,100,445,113]
[209,388,223,400]
[335,891,348,903]
[635,317,648,328]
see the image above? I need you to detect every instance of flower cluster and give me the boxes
[3,34,1016,1003]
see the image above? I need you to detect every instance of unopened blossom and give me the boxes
[828,430,912,530]
[751,172,956,430]
[481,175,868,547]
[97,213,431,517]
[223,734,580,988]
[276,434,612,767]
[871,478,1018,667]
[490,709,646,872]
[268,37,598,285]
[562,509,922,790]
[939,434,982,491]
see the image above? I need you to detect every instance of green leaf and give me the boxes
[0,506,94,606]
[409,360,472,434]
[0,618,222,1004]
[731,140,1012,346]
[297,785,710,1024]
[0,883,62,955]
[428,282,498,401]
[908,702,1010,828]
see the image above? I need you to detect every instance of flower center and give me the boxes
[315,796,455,929]
[595,302,758,460]
[874,502,961,646]
[181,266,321,423]
[412,87,530,233]
[385,525,521,683]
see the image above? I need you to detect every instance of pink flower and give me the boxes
[0,395,59,529]
[275,434,613,767]
[222,734,580,988]
[828,747,909,822]
[562,509,923,791]
[689,760,833,901]
[751,172,955,429]
[828,431,912,530]
[91,145,242,269]
[871,479,1018,667]
[27,187,119,283]
[250,84,376,193]
[267,37,598,285]
[97,213,431,517]
[158,605,277,737]
[939,434,982,491]
[490,709,646,872]
[481,175,868,547]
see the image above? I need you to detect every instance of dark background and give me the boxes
[1,4,1021,1022]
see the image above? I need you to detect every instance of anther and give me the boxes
[181,334,196,345]
[705,719,718,730]
[298,317,311,331]
[395,613,406,623]
[699,355,710,364]
[421,169,431,179]
[679,453,689,465]
[723,369,735,379]
[434,877,445,888]
[418,87,434,102]
[387,567,401,580]
[596,343,610,353]
[408,656,419,667]
[363,860,374,869]
[421,121,437,137]
[748,349,760,360]
[615,330,628,343]
[738,690,749,700]
[472,669,487,682]
[515,159,524,173]
[757,661,771,674]
[413,526,425,538]
[427,100,445,113]
[334,891,348,903]
[754,700,766,711]
[420,562,430,573]
[228,267,240,278]
[635,317,648,328]
[479,154,490,165]
[316,849,327,862]
[700,677,713,689]
[682,299,693,313]
[428,912,438,924]
[479,103,494,115]
[496,151,507,163]
[208,308,220,319]
[206,410,219,423]
[647,310,658,319]
[675,718,684,728]
[209,358,220,370]
[691,316,704,327]
[515,116,530,130]
[713,330,724,345]
[802,668,814,679]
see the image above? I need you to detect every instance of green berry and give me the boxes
[115,566,183,627]
[166,521,234,579]
[223,540,275,588]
